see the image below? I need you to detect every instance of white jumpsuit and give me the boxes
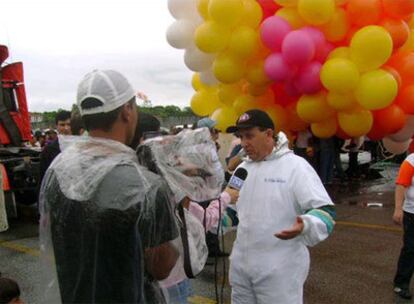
[230,133,334,304]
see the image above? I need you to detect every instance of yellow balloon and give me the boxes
[298,0,335,25]
[400,29,414,52]
[233,94,257,114]
[192,73,202,91]
[275,0,298,7]
[408,15,414,30]
[355,69,398,110]
[311,117,338,138]
[213,52,246,83]
[267,105,288,132]
[321,58,360,93]
[195,21,231,53]
[350,25,393,72]
[327,47,350,60]
[228,26,259,59]
[211,106,239,131]
[246,60,272,86]
[335,0,348,5]
[218,83,242,105]
[191,89,221,116]
[197,0,209,20]
[208,0,244,27]
[320,8,349,42]
[326,92,356,111]
[240,0,263,29]
[276,8,306,29]
[297,92,335,123]
[338,108,373,137]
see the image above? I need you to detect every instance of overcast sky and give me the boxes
[1,0,193,112]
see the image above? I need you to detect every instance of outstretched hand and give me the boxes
[274,216,304,240]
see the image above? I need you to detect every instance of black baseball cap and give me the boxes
[226,109,274,133]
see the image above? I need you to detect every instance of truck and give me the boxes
[0,44,40,231]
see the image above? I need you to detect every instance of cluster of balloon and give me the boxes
[166,0,414,154]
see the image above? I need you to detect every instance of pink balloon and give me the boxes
[264,53,294,82]
[315,42,335,63]
[282,30,315,66]
[294,61,322,94]
[260,16,292,52]
[300,26,326,54]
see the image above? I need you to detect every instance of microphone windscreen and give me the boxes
[228,168,248,190]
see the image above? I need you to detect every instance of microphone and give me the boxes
[228,168,248,190]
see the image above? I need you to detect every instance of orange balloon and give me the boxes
[387,51,414,85]
[383,66,402,88]
[346,0,382,26]
[255,89,275,106]
[380,18,410,49]
[285,101,309,132]
[336,124,353,139]
[396,85,414,114]
[374,104,406,135]
[382,0,414,19]
[341,26,359,45]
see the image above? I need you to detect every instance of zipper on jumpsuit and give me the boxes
[244,161,261,278]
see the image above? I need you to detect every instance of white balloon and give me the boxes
[166,19,196,49]
[389,115,414,142]
[199,68,219,85]
[168,0,197,19]
[184,45,214,72]
[382,137,411,155]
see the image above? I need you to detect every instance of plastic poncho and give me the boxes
[137,129,225,297]
[139,128,224,203]
[229,132,335,304]
[39,136,178,304]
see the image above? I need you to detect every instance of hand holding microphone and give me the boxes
[225,168,248,204]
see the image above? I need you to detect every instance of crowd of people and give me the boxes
[1,68,412,303]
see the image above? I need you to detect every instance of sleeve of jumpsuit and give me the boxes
[291,158,336,247]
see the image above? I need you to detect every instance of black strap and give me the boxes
[177,204,195,279]
[0,74,22,146]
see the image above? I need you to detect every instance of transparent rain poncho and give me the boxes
[137,128,225,300]
[39,136,178,304]
[139,128,225,204]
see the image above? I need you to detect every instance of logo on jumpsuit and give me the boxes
[264,177,286,183]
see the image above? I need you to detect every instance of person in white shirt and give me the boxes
[226,109,336,304]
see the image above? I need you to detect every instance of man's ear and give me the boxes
[120,102,133,123]
[266,128,275,138]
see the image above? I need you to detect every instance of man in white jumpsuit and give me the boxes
[227,110,335,304]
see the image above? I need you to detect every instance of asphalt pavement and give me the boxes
[0,163,413,304]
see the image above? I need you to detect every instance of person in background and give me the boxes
[197,118,220,150]
[69,114,86,136]
[39,110,71,183]
[226,109,335,304]
[393,153,414,300]
[44,129,57,146]
[0,276,24,304]
[195,118,229,257]
[130,112,161,150]
[294,129,312,161]
[319,137,336,185]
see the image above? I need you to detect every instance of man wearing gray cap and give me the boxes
[39,70,179,304]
